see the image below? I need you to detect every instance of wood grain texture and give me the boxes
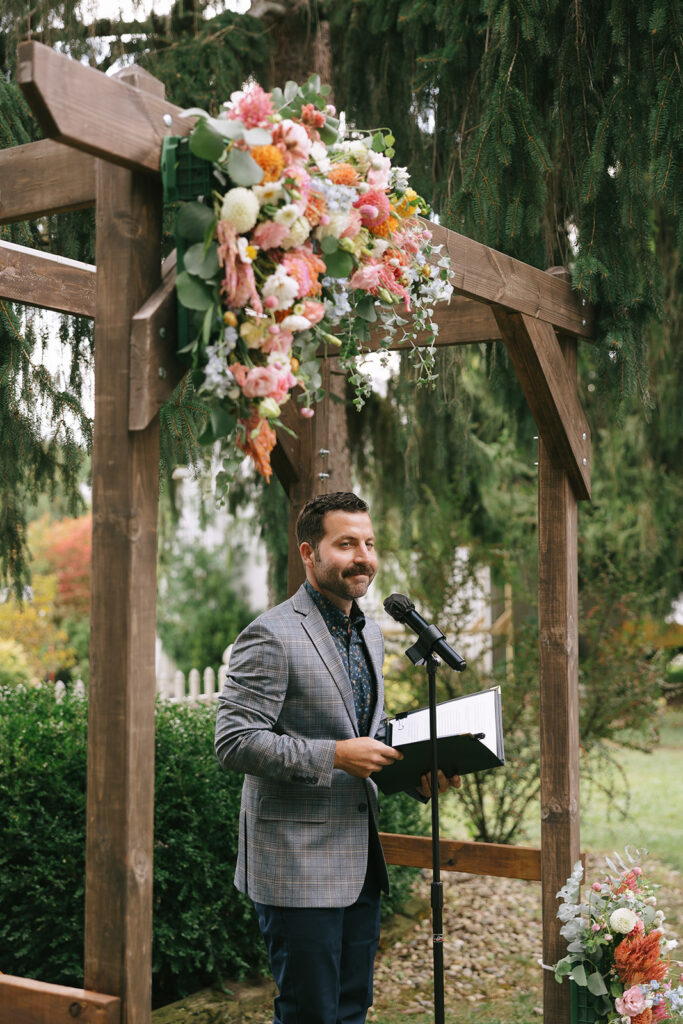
[84,68,164,1024]
[17,41,191,175]
[427,220,594,339]
[379,834,544,881]
[494,307,591,500]
[0,976,119,1024]
[129,251,186,430]
[537,336,581,1024]
[0,139,95,224]
[0,240,95,317]
[273,358,352,596]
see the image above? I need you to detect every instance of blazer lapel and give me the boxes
[292,586,360,735]
[364,624,385,739]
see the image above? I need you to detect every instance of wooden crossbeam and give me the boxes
[17,41,191,175]
[0,975,120,1024]
[0,139,95,224]
[493,307,591,500]
[427,221,594,340]
[0,239,96,317]
[380,834,545,881]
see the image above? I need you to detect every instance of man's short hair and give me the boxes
[296,492,369,550]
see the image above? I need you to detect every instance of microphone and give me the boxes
[383,593,467,672]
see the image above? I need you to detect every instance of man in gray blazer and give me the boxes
[215,491,458,1024]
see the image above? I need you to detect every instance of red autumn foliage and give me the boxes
[41,515,92,618]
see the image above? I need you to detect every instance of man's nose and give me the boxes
[355,544,374,562]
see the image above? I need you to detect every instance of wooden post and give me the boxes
[273,357,352,596]
[538,333,581,1023]
[84,67,164,1024]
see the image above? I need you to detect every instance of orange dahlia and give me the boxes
[371,214,399,238]
[328,162,360,186]
[614,930,668,986]
[632,1011,653,1024]
[237,414,278,482]
[251,144,285,183]
[304,190,328,227]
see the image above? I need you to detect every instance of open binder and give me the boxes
[373,685,505,795]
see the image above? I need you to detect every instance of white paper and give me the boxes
[389,688,500,756]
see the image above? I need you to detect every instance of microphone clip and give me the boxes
[405,623,445,667]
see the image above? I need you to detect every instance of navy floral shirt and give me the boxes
[304,580,376,736]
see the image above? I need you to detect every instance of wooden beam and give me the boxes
[17,41,191,176]
[0,139,95,224]
[427,221,594,339]
[366,295,502,349]
[493,307,591,500]
[380,834,544,881]
[129,251,187,431]
[84,66,163,1024]
[537,334,581,1024]
[0,240,96,317]
[0,976,119,1024]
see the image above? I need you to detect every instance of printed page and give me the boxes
[390,688,500,755]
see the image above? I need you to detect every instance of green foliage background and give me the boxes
[0,686,422,1004]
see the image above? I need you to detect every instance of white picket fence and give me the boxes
[53,659,230,705]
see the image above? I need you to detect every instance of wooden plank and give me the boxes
[84,67,163,1024]
[17,41,191,176]
[0,976,119,1024]
[129,251,186,431]
[537,334,581,1024]
[0,240,96,317]
[367,295,502,349]
[0,139,95,224]
[427,220,594,339]
[380,834,544,881]
[493,307,591,500]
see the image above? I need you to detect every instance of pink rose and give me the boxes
[348,261,382,292]
[299,300,326,326]
[240,365,280,399]
[261,329,294,356]
[252,220,290,251]
[273,120,311,163]
[615,986,646,1017]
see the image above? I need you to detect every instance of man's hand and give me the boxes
[334,738,403,778]
[417,771,462,800]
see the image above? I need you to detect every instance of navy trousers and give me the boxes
[253,864,382,1024]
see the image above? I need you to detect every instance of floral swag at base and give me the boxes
[171,75,452,484]
[554,850,683,1024]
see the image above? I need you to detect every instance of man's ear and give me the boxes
[300,541,315,569]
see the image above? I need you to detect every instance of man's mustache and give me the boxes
[343,566,375,578]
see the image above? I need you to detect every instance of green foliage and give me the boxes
[0,639,32,687]
[0,685,427,1002]
[156,536,256,676]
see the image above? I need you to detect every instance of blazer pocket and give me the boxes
[258,795,329,823]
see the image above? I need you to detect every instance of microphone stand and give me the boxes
[401,628,455,1024]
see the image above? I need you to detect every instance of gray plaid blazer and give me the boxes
[214,583,389,907]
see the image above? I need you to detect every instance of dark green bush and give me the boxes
[0,685,423,1005]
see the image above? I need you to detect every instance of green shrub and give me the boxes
[0,686,424,1005]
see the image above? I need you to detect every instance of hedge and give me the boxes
[0,685,422,1006]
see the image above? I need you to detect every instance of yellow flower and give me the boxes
[223,311,238,327]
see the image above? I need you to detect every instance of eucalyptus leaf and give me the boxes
[320,235,339,255]
[189,120,225,163]
[227,147,265,187]
[177,202,216,243]
[176,270,214,311]
[307,73,321,92]
[355,295,378,322]
[587,972,608,996]
[213,117,245,140]
[184,242,220,280]
[570,965,587,987]
[319,124,339,146]
[202,305,215,346]
[323,249,354,279]
[243,127,273,146]
[371,132,385,153]
[284,80,299,102]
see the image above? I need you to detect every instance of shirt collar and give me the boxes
[304,580,366,632]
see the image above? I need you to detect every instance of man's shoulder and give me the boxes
[247,585,312,631]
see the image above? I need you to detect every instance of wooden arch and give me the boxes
[0,43,593,1024]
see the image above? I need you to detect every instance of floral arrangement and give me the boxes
[554,851,683,1023]
[173,75,452,482]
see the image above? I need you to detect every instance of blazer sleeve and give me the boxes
[214,616,336,788]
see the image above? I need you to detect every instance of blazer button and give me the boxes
[358,802,368,812]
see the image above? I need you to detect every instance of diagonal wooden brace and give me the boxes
[493,307,591,500]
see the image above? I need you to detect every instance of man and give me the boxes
[215,491,459,1024]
